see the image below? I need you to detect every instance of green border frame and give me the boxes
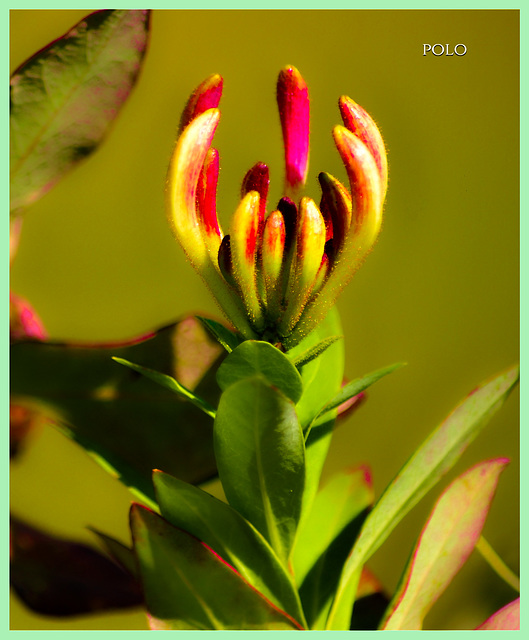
[4,2,524,639]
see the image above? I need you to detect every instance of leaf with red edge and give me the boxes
[130,504,303,630]
[381,458,508,629]
[10,10,150,214]
[475,598,520,630]
[10,316,224,501]
[10,516,142,616]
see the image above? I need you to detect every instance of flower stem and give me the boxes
[476,535,520,592]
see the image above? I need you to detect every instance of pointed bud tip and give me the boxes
[180,74,224,131]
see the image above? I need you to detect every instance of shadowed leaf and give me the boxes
[10,316,224,495]
[10,516,142,616]
[130,505,303,630]
[10,10,151,213]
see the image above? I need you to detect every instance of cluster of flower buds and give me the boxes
[166,66,387,349]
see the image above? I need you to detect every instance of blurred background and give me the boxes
[9,9,519,630]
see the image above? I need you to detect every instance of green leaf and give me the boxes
[10,515,142,616]
[216,340,303,404]
[293,467,375,629]
[289,306,344,429]
[326,364,519,630]
[196,316,242,353]
[130,505,303,630]
[11,317,223,488]
[317,362,406,421]
[290,335,343,369]
[153,471,306,627]
[112,357,216,418]
[475,598,520,630]
[214,377,305,565]
[381,458,508,630]
[10,10,150,214]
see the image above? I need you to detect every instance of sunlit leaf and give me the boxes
[381,458,508,629]
[10,10,150,213]
[130,505,303,630]
[214,377,305,565]
[216,340,303,404]
[153,471,305,626]
[112,357,216,418]
[326,364,519,629]
[293,466,374,629]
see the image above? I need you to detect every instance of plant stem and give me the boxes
[476,535,520,592]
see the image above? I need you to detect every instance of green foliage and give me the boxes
[381,458,508,629]
[214,377,305,566]
[10,10,150,214]
[216,340,303,404]
[326,364,519,629]
[130,505,302,630]
[153,471,305,625]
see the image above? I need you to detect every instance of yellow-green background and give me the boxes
[9,9,519,631]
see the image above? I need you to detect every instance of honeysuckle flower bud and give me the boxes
[166,66,387,349]
[277,66,310,199]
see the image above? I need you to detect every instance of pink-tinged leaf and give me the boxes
[10,516,142,616]
[277,65,310,196]
[10,292,47,341]
[381,458,509,630]
[326,364,519,630]
[10,10,151,214]
[10,316,224,499]
[130,504,304,630]
[475,598,520,630]
[179,74,223,131]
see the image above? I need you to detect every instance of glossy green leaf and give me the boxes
[326,364,519,629]
[381,458,508,630]
[216,340,303,404]
[10,516,142,616]
[289,308,345,544]
[316,362,406,422]
[10,10,150,214]
[293,467,374,629]
[196,316,242,353]
[290,335,343,369]
[290,306,344,429]
[475,598,520,630]
[11,317,223,490]
[214,377,305,564]
[153,471,306,626]
[130,504,303,630]
[112,357,216,418]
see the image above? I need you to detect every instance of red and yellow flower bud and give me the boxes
[166,68,387,349]
[277,66,310,199]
